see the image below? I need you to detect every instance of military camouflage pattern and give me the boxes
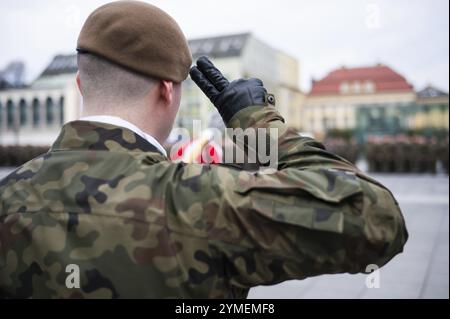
[0,105,408,298]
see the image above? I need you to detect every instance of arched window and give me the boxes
[6,99,14,129]
[32,98,40,127]
[19,99,27,126]
[59,96,65,125]
[46,97,54,125]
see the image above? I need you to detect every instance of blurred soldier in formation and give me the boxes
[365,134,447,174]
[323,137,358,164]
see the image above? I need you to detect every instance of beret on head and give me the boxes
[77,0,192,82]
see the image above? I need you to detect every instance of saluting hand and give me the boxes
[189,56,275,124]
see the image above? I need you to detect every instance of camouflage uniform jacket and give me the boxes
[0,106,408,298]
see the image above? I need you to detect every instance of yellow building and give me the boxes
[413,85,449,130]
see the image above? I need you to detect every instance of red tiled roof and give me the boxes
[309,64,414,96]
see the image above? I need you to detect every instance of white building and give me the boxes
[0,33,303,146]
[0,55,81,146]
[179,33,304,130]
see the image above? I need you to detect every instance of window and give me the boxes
[323,117,330,130]
[33,98,40,127]
[219,38,233,52]
[343,116,348,128]
[353,81,361,94]
[46,97,54,125]
[364,81,375,93]
[19,99,27,126]
[201,41,214,54]
[339,82,350,94]
[7,100,14,129]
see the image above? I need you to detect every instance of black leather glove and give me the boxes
[189,56,275,124]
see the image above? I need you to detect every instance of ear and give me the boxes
[75,71,82,95]
[159,80,173,107]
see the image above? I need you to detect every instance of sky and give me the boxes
[0,0,448,92]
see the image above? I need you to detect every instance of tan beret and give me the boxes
[77,0,192,82]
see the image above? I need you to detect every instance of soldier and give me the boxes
[372,137,385,172]
[396,134,413,174]
[386,138,397,173]
[439,137,450,175]
[403,138,414,173]
[411,136,427,173]
[427,137,438,174]
[0,1,408,298]
[364,136,377,172]
[444,138,449,175]
[379,137,393,173]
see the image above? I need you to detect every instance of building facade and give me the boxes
[0,33,303,146]
[179,33,304,131]
[3,42,445,147]
[354,86,449,141]
[414,85,449,130]
[302,64,417,140]
[0,55,81,146]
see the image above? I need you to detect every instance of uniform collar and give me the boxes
[51,119,167,157]
[79,115,167,156]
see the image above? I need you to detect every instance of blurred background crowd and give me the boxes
[324,134,449,174]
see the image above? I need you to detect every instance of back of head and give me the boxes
[76,0,192,114]
[77,52,155,108]
[77,0,192,83]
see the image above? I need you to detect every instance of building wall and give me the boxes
[1,34,304,146]
[243,37,303,129]
[409,103,449,130]
[276,50,300,89]
[355,101,449,143]
[178,57,242,130]
[241,36,279,90]
[275,86,304,130]
[302,91,417,137]
[410,108,449,130]
[178,35,303,131]
[415,95,450,130]
[0,80,81,146]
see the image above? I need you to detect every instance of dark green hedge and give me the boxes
[0,145,50,167]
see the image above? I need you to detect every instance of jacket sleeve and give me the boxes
[155,105,408,288]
